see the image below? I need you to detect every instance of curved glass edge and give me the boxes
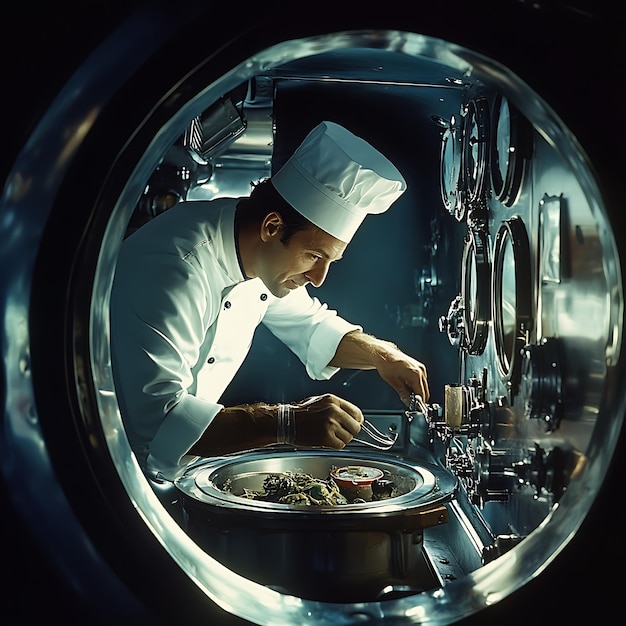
[82,24,624,626]
[0,5,208,622]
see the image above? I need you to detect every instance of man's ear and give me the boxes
[260,211,283,241]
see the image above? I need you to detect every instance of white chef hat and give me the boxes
[272,121,407,243]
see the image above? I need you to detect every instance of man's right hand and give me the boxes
[291,393,363,449]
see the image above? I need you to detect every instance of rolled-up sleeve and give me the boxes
[262,287,361,380]
[146,393,221,479]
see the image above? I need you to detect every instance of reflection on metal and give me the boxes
[511,443,573,503]
[402,215,444,330]
[520,338,563,432]
[461,228,491,355]
[539,193,565,284]
[409,370,489,444]
[492,216,533,398]
[127,95,251,236]
[439,294,465,347]
[463,97,490,206]
[482,534,524,564]
[490,94,533,207]
[445,383,466,430]
[439,113,466,220]
[177,449,455,511]
[176,449,455,603]
[410,368,532,508]
[187,96,246,161]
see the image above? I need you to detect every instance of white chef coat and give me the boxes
[110,197,360,480]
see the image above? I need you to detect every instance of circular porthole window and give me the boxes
[440,115,466,221]
[461,227,491,355]
[492,216,533,396]
[490,94,533,207]
[463,96,490,206]
[2,4,624,626]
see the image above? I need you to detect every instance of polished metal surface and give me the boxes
[176,448,455,514]
[176,449,454,602]
[428,78,624,547]
[461,228,490,355]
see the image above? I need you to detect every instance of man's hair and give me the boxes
[238,178,313,243]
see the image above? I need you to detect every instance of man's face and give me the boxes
[257,215,347,298]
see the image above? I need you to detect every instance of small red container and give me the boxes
[330,466,384,501]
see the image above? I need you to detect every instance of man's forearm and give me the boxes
[329,330,400,370]
[189,403,278,456]
[329,330,430,403]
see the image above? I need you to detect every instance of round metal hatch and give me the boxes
[461,227,491,355]
[492,216,533,397]
[490,93,533,206]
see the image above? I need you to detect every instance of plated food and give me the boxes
[222,466,405,506]
[230,471,348,506]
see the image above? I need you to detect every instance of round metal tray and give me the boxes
[176,448,457,517]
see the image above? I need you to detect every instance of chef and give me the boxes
[110,120,429,482]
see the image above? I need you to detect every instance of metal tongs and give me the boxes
[296,394,401,451]
[353,419,399,450]
[352,393,429,450]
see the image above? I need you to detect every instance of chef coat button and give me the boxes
[260,293,267,301]
[207,356,215,364]
[224,300,231,309]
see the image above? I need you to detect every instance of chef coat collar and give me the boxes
[209,197,246,284]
